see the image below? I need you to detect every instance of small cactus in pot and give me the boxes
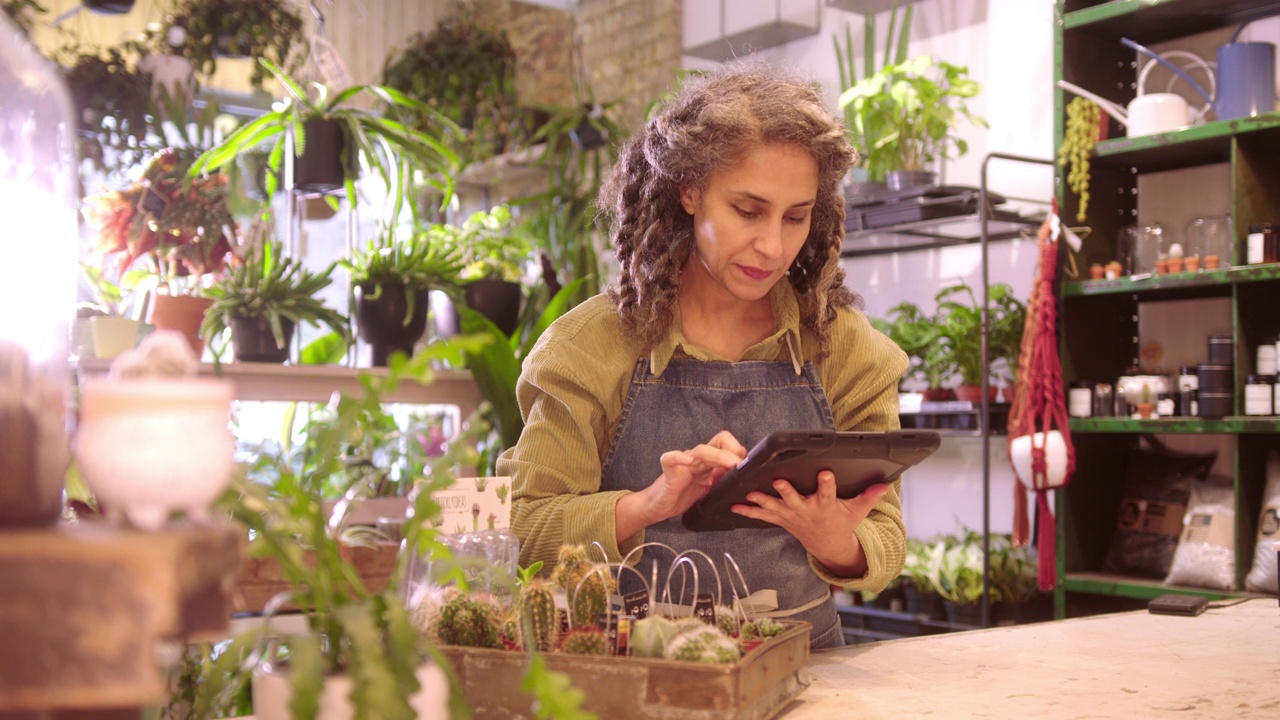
[560,626,610,656]
[437,593,504,649]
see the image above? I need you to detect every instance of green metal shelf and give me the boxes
[1062,572,1251,601]
[1062,263,1280,296]
[1068,416,1280,433]
[1063,1,1280,43]
[1090,113,1280,172]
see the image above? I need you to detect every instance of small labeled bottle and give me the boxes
[1259,335,1278,376]
[1068,380,1093,417]
[1245,374,1273,416]
[1247,223,1278,264]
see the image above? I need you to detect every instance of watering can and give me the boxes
[1057,48,1216,137]
[1217,17,1279,120]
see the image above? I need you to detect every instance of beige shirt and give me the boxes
[498,280,910,592]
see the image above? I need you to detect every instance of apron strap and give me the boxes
[783,331,803,376]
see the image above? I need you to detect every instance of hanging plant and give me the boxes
[381,13,519,162]
[164,0,303,88]
[57,44,155,174]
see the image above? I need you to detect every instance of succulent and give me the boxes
[437,593,504,649]
[500,612,521,649]
[407,585,458,642]
[559,626,610,656]
[629,615,678,659]
[714,605,740,637]
[569,571,615,628]
[518,578,561,652]
[739,618,786,641]
[665,625,741,665]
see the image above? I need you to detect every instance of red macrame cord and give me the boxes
[1006,206,1076,591]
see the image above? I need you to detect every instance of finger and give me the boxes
[730,503,779,525]
[772,479,803,504]
[707,430,749,459]
[686,443,746,470]
[843,483,892,519]
[816,471,838,502]
[658,450,692,476]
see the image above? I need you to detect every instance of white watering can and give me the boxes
[1058,48,1216,138]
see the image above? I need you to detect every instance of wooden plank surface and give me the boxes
[780,600,1280,719]
[0,522,238,710]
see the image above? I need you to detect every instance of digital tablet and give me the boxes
[681,429,941,531]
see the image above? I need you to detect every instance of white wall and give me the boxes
[684,0,1059,540]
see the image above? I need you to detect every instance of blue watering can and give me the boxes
[1216,18,1278,119]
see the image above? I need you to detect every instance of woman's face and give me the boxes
[680,142,819,304]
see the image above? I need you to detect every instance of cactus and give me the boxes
[560,626,610,656]
[629,615,679,658]
[474,477,489,492]
[551,544,590,592]
[739,617,785,641]
[569,571,615,628]
[496,483,509,504]
[665,625,741,664]
[518,578,561,652]
[408,586,459,642]
[500,612,522,649]
[437,594,504,649]
[714,604,740,637]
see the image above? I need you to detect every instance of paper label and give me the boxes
[622,589,650,620]
[1181,511,1234,548]
[1258,506,1279,538]
[1117,498,1187,537]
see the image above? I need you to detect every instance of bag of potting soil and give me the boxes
[1102,438,1215,579]
[1245,450,1280,594]
[1164,476,1235,591]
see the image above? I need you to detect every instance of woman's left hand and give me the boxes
[730,472,889,577]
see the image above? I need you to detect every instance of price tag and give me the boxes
[622,589,649,620]
[694,593,716,625]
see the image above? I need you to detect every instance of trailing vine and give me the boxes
[1058,96,1101,222]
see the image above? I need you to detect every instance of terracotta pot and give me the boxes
[1089,263,1105,279]
[955,384,998,404]
[1136,402,1155,418]
[1167,257,1185,273]
[921,387,956,402]
[146,294,212,357]
[1185,256,1202,271]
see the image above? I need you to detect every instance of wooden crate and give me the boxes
[440,622,811,720]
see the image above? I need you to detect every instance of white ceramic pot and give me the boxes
[253,661,449,720]
[1009,431,1070,490]
[89,316,140,359]
[1125,92,1190,136]
[75,377,234,530]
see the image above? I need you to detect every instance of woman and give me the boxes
[498,62,908,649]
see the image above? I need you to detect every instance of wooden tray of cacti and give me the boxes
[437,619,811,720]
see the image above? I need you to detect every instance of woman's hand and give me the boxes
[731,472,890,577]
[616,431,748,542]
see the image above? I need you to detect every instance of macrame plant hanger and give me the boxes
[1006,198,1077,590]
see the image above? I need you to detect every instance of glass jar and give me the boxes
[1186,215,1234,269]
[1068,381,1093,417]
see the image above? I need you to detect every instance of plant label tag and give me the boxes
[694,593,716,625]
[622,589,649,620]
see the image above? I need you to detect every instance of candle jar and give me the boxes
[1245,375,1273,416]
[1247,223,1278,265]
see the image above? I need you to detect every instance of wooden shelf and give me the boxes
[75,359,484,418]
[1068,416,1280,433]
[1063,263,1280,297]
[0,522,239,711]
[1062,571,1267,602]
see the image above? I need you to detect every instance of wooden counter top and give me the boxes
[779,599,1280,719]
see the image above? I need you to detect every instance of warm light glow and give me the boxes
[0,17,78,367]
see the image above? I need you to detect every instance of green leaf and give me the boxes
[301,332,350,365]
[520,655,596,720]
[457,306,523,452]
[287,633,324,720]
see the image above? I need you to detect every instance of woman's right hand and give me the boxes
[617,431,748,541]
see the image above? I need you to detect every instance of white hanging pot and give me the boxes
[1009,430,1069,490]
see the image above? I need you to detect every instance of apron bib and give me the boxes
[601,352,845,649]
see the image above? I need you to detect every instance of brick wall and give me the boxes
[456,0,682,134]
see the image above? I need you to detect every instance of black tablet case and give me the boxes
[681,429,941,531]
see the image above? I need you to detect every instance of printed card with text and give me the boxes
[434,476,511,535]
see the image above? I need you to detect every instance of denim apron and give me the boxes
[600,339,845,649]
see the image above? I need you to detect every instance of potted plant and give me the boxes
[935,282,1025,404]
[57,44,155,176]
[200,238,350,364]
[838,55,987,191]
[833,0,913,190]
[872,301,956,400]
[341,227,463,367]
[900,536,945,620]
[930,531,985,626]
[448,205,533,337]
[163,0,303,89]
[190,59,459,209]
[1136,383,1155,418]
[77,262,148,359]
[380,13,520,164]
[987,535,1039,625]
[82,148,236,355]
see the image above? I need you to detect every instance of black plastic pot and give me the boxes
[293,118,346,194]
[903,586,946,621]
[85,0,136,14]
[463,278,523,337]
[943,600,983,627]
[355,283,429,367]
[231,316,295,363]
